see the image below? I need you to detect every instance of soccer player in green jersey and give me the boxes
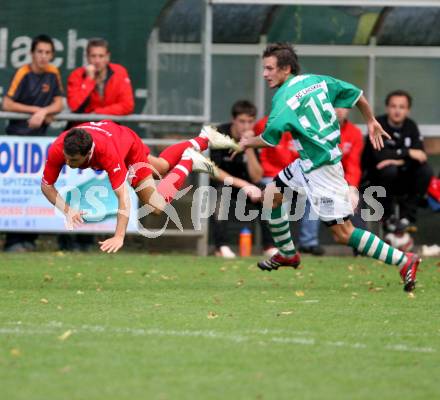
[237,43,420,292]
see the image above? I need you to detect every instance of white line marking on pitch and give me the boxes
[1,321,436,354]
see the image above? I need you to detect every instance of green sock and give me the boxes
[269,206,296,257]
[348,228,407,268]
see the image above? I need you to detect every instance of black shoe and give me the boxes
[298,245,325,256]
[257,253,301,272]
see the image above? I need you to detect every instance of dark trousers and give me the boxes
[4,233,38,249]
[375,161,433,222]
[58,234,95,251]
[212,190,273,250]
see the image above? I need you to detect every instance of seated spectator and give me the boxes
[2,34,64,252]
[67,37,134,121]
[210,100,276,258]
[61,38,135,250]
[362,90,434,232]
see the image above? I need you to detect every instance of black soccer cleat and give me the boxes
[257,252,301,272]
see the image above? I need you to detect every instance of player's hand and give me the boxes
[230,137,250,159]
[408,149,427,163]
[376,159,404,170]
[85,64,96,79]
[367,119,391,150]
[242,185,262,203]
[65,209,87,230]
[44,114,55,125]
[28,108,47,129]
[99,235,124,253]
[241,130,255,139]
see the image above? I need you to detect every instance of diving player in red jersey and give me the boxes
[41,120,238,253]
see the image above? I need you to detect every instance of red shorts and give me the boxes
[123,127,153,188]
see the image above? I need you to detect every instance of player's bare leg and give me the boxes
[147,155,169,178]
[134,176,166,216]
[331,219,420,292]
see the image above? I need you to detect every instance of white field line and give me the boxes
[0,321,436,354]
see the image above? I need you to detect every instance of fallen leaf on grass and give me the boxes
[76,290,84,295]
[40,298,49,304]
[295,291,305,297]
[213,297,222,305]
[279,311,294,316]
[10,348,21,357]
[44,274,53,282]
[125,270,134,274]
[57,305,63,310]
[207,311,218,319]
[58,330,73,341]
[236,279,244,287]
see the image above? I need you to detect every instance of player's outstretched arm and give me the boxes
[98,185,130,253]
[355,95,391,150]
[41,183,86,230]
[231,135,268,159]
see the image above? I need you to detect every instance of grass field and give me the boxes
[0,253,439,400]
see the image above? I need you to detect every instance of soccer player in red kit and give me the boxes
[41,120,238,253]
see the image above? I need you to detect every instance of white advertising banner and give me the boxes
[0,136,139,233]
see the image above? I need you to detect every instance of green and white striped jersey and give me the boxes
[261,74,363,172]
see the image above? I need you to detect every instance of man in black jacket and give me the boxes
[210,100,275,258]
[362,90,433,229]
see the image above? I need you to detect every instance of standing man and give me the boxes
[67,38,134,118]
[237,43,420,292]
[255,117,325,256]
[2,34,64,251]
[362,90,433,231]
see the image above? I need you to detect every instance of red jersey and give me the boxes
[42,120,150,190]
[339,120,364,188]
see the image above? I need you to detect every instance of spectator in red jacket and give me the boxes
[63,38,134,250]
[338,108,364,189]
[67,38,134,118]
